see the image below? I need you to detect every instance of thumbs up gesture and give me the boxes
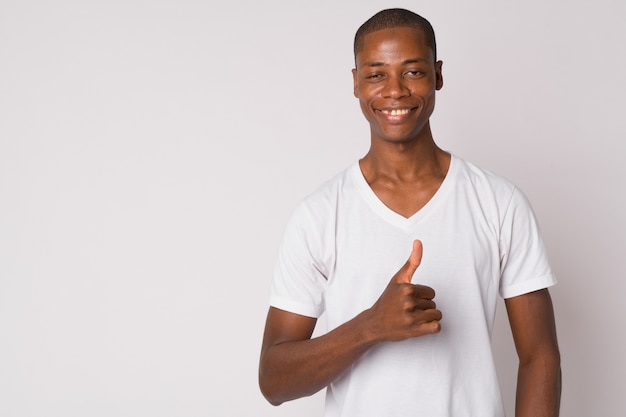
[367,240,442,342]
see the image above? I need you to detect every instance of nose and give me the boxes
[381,74,409,99]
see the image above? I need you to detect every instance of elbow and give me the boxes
[258,369,284,406]
[520,347,562,378]
[548,352,562,384]
[259,348,285,406]
[259,382,283,406]
[541,346,562,368]
[552,349,562,381]
[259,386,284,406]
[265,396,284,407]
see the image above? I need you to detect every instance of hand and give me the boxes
[368,240,442,342]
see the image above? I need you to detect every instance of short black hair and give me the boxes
[354,8,437,64]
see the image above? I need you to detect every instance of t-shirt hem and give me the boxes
[500,274,557,299]
[269,295,323,319]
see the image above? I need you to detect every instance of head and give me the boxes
[351,10,443,145]
[354,8,437,66]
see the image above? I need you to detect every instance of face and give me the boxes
[352,27,443,145]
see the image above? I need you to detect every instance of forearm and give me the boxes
[515,352,561,417]
[259,310,377,405]
[260,247,442,406]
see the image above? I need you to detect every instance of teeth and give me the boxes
[382,108,410,116]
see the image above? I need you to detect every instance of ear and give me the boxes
[352,68,359,98]
[435,60,444,90]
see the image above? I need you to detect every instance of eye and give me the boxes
[365,73,384,80]
[405,70,424,78]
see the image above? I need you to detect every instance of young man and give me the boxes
[259,8,561,417]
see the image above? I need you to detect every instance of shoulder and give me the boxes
[279,163,358,247]
[454,156,517,196]
[288,164,358,222]
[451,155,535,223]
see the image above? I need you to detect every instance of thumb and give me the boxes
[394,240,423,284]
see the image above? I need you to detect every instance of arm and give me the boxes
[258,306,379,405]
[258,240,442,405]
[505,288,561,417]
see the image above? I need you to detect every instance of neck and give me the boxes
[360,128,449,182]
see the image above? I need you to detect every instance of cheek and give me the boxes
[422,88,437,105]
[410,86,436,107]
[358,99,373,119]
[356,88,378,110]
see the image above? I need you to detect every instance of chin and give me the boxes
[376,130,420,144]
[374,124,429,144]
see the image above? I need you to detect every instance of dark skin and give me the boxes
[259,240,440,405]
[259,26,561,416]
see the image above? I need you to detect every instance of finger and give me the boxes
[410,309,443,336]
[410,298,436,311]
[394,240,423,284]
[422,299,436,310]
[422,319,442,335]
[418,308,443,324]
[413,284,436,300]
[409,239,423,268]
[426,308,443,323]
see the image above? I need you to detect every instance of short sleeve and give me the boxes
[499,187,557,298]
[269,200,332,318]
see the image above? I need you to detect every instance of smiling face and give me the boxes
[352,26,443,145]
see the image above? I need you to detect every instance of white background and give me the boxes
[1,0,625,416]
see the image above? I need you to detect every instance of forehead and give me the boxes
[356,26,432,66]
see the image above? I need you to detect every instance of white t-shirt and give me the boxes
[270,155,556,417]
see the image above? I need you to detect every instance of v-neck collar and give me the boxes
[350,154,458,230]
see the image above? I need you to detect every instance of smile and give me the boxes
[379,108,414,116]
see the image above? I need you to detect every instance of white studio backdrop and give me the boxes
[0,0,624,416]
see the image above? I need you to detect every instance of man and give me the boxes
[259,8,561,417]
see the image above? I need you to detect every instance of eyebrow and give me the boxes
[362,57,428,67]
